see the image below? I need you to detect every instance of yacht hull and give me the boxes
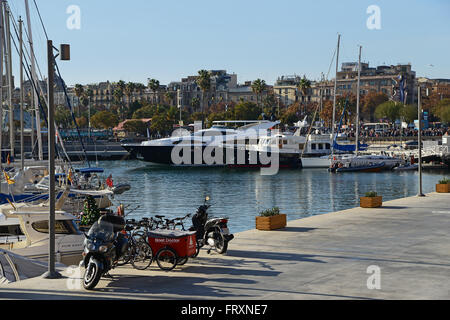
[123,144,302,169]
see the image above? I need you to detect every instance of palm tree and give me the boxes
[297,75,311,100]
[148,78,160,104]
[165,91,175,106]
[196,70,211,127]
[124,82,136,110]
[251,79,266,110]
[113,88,125,120]
[74,84,84,116]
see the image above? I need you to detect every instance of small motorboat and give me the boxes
[335,162,385,173]
[393,163,418,171]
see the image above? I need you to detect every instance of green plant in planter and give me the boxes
[364,191,378,197]
[438,178,450,184]
[259,207,280,217]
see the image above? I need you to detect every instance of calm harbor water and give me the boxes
[97,160,449,234]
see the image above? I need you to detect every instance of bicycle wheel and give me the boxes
[117,242,132,266]
[131,241,153,270]
[177,257,188,266]
[155,247,178,271]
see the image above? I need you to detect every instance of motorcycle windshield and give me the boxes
[87,220,115,242]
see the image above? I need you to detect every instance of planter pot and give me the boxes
[436,184,450,193]
[360,196,382,208]
[256,214,287,231]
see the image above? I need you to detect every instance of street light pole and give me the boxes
[42,39,61,279]
[42,41,70,279]
[417,86,424,197]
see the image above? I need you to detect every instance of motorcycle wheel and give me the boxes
[83,262,102,290]
[214,230,228,254]
[131,241,153,270]
[155,247,178,271]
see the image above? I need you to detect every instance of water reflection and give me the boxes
[100,161,448,234]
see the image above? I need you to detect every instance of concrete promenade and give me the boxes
[1,192,449,300]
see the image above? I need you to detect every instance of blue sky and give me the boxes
[8,0,450,86]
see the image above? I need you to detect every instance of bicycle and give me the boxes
[118,220,153,270]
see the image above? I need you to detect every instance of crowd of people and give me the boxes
[338,127,449,139]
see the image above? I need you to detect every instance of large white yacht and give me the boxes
[122,120,280,166]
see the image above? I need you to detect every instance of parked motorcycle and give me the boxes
[80,214,127,290]
[189,196,234,256]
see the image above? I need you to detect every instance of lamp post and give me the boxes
[42,41,70,279]
[417,85,424,197]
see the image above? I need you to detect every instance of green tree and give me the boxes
[148,78,160,104]
[165,91,175,106]
[402,104,418,124]
[234,101,260,120]
[251,79,266,108]
[74,84,84,116]
[124,82,136,111]
[150,113,172,134]
[375,101,403,124]
[196,70,211,126]
[76,116,88,128]
[133,105,158,119]
[123,120,148,135]
[91,110,119,129]
[280,111,299,126]
[191,97,200,111]
[297,75,311,100]
[433,98,450,123]
[55,106,73,129]
[361,91,389,122]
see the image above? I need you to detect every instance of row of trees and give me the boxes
[57,71,448,136]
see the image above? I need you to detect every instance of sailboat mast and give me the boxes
[19,17,24,170]
[332,34,340,139]
[0,0,3,177]
[355,45,362,155]
[4,3,13,158]
[24,0,43,160]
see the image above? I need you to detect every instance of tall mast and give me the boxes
[355,45,362,155]
[25,0,43,160]
[332,34,340,139]
[19,17,24,169]
[0,0,3,177]
[4,3,13,158]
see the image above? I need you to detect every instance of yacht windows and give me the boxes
[32,220,78,235]
[0,225,24,237]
